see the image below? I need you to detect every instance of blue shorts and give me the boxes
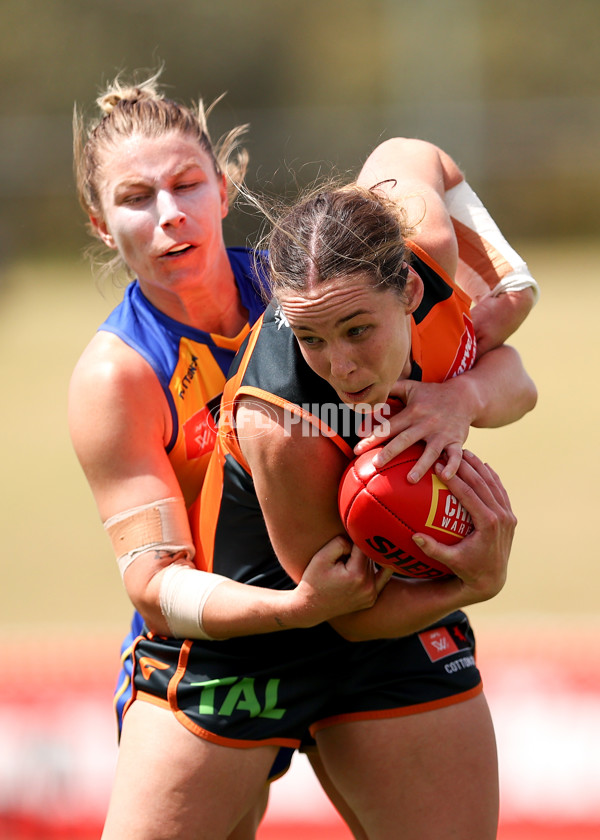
[129,610,481,749]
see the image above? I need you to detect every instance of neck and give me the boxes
[139,250,249,337]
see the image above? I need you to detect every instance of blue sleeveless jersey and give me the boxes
[106,248,268,731]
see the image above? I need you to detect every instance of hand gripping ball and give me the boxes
[338,443,473,579]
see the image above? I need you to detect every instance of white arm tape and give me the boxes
[489,272,540,300]
[445,180,540,304]
[104,497,195,577]
[159,563,229,640]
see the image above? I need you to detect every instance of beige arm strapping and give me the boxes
[104,497,195,576]
[104,497,228,640]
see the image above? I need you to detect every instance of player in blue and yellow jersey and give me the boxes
[97,246,266,726]
[69,72,386,840]
[103,137,538,840]
[99,247,266,507]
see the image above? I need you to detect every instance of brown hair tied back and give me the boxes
[265,182,414,299]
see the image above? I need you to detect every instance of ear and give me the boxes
[404,268,424,314]
[89,214,117,250]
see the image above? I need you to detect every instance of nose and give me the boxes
[157,189,185,228]
[329,344,357,381]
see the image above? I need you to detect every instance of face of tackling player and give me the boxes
[90,131,229,302]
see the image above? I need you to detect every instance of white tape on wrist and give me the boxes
[446,180,540,304]
[104,497,195,577]
[159,563,229,640]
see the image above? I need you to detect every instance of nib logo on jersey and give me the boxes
[425,475,473,539]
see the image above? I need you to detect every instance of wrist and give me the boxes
[440,565,507,608]
[447,372,483,429]
[273,586,314,629]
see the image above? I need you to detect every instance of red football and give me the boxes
[338,443,473,579]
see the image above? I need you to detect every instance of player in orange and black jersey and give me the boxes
[132,235,488,753]
[72,73,388,840]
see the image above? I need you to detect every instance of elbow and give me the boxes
[123,567,171,636]
[336,628,368,643]
[521,374,538,416]
[329,616,373,642]
[527,379,538,413]
[332,619,384,643]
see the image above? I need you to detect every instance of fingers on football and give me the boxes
[410,532,445,561]
[405,438,450,484]
[440,455,516,536]
[354,405,406,453]
[437,444,463,482]
[371,430,419,470]
[443,455,497,511]
[460,451,514,514]
[468,453,513,512]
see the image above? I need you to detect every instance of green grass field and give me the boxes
[1,243,598,637]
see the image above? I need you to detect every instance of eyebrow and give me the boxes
[114,161,204,191]
[294,309,372,332]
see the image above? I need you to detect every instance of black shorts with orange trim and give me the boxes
[130,610,481,750]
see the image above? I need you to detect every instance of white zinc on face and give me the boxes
[91,132,229,300]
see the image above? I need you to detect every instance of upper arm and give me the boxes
[236,399,350,583]
[68,332,181,521]
[356,137,460,276]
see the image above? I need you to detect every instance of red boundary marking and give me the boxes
[257,820,600,840]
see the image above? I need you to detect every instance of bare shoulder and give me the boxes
[68,330,170,462]
[70,330,153,393]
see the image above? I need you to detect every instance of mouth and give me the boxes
[340,385,373,403]
[161,243,194,258]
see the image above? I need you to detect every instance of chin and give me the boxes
[338,396,377,413]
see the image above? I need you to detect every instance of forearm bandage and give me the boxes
[445,180,540,303]
[159,563,229,640]
[104,497,195,577]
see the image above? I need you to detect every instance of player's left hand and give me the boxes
[353,378,471,483]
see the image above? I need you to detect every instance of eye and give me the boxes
[174,168,205,192]
[299,335,323,347]
[118,191,150,207]
[175,179,201,192]
[347,324,369,338]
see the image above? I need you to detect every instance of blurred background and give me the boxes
[1,1,599,838]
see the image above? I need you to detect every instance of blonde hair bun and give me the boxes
[96,73,163,115]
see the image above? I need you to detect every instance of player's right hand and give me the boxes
[292,536,393,627]
[412,450,516,602]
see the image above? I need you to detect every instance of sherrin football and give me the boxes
[338,443,473,579]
